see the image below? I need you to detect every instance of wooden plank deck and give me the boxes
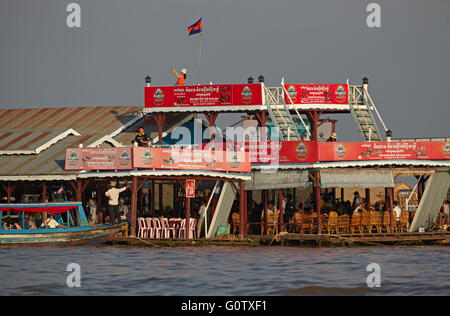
[105,231,450,247]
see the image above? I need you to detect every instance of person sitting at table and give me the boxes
[40,214,67,229]
[118,198,129,220]
[260,201,279,220]
[8,222,22,230]
[25,214,37,229]
[353,202,365,214]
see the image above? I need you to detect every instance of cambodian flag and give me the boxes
[188,18,202,36]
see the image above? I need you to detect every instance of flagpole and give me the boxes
[197,29,202,85]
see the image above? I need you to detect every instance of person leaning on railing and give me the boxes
[133,127,150,147]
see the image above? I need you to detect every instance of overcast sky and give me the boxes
[1,0,449,140]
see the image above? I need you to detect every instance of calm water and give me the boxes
[0,245,449,295]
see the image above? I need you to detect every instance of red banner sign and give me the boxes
[65,142,449,172]
[186,180,196,198]
[318,142,450,162]
[201,141,318,164]
[284,84,349,104]
[144,84,263,108]
[65,147,133,170]
[133,147,251,172]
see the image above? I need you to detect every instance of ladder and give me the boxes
[348,85,383,142]
[264,86,301,141]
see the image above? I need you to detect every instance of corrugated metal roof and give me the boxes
[77,169,251,181]
[253,160,450,170]
[245,170,309,190]
[0,107,244,181]
[320,169,395,188]
[0,128,80,154]
[0,106,142,178]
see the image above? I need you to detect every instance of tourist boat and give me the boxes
[0,202,123,246]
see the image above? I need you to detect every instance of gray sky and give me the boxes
[1,0,449,140]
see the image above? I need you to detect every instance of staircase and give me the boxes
[206,181,237,238]
[264,86,301,141]
[409,171,450,232]
[348,85,383,142]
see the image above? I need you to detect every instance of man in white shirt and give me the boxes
[443,200,449,220]
[196,200,208,238]
[41,215,67,229]
[105,181,130,225]
[393,201,402,222]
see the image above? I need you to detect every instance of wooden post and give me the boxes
[204,112,219,141]
[239,180,245,238]
[341,188,344,203]
[306,111,322,141]
[42,181,48,224]
[389,187,395,232]
[279,189,284,232]
[264,190,268,235]
[293,188,297,209]
[313,171,321,234]
[151,180,155,215]
[186,197,191,239]
[159,183,163,212]
[365,188,371,211]
[154,113,167,145]
[173,183,177,211]
[7,182,12,203]
[131,176,138,237]
[76,180,82,202]
[244,189,248,235]
[139,187,143,217]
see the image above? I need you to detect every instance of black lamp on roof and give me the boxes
[258,75,265,83]
[362,77,369,85]
[386,129,392,138]
[247,77,254,84]
[145,76,151,87]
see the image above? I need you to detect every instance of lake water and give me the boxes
[0,245,449,296]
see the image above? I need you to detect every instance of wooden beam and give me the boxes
[239,180,245,238]
[131,176,138,237]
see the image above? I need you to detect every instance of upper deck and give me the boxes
[143,82,357,113]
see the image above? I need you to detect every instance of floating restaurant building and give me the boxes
[0,77,449,240]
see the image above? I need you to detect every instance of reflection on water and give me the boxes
[0,246,449,295]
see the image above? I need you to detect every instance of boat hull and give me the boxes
[0,224,123,246]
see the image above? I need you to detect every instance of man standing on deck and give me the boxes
[352,191,364,210]
[393,201,402,222]
[87,198,97,225]
[196,199,208,238]
[171,67,187,86]
[442,200,449,221]
[105,181,130,225]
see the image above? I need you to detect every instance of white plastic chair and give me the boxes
[152,218,162,239]
[178,219,187,239]
[161,218,176,239]
[188,218,197,239]
[145,217,154,239]
[137,217,148,238]
[178,218,197,239]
